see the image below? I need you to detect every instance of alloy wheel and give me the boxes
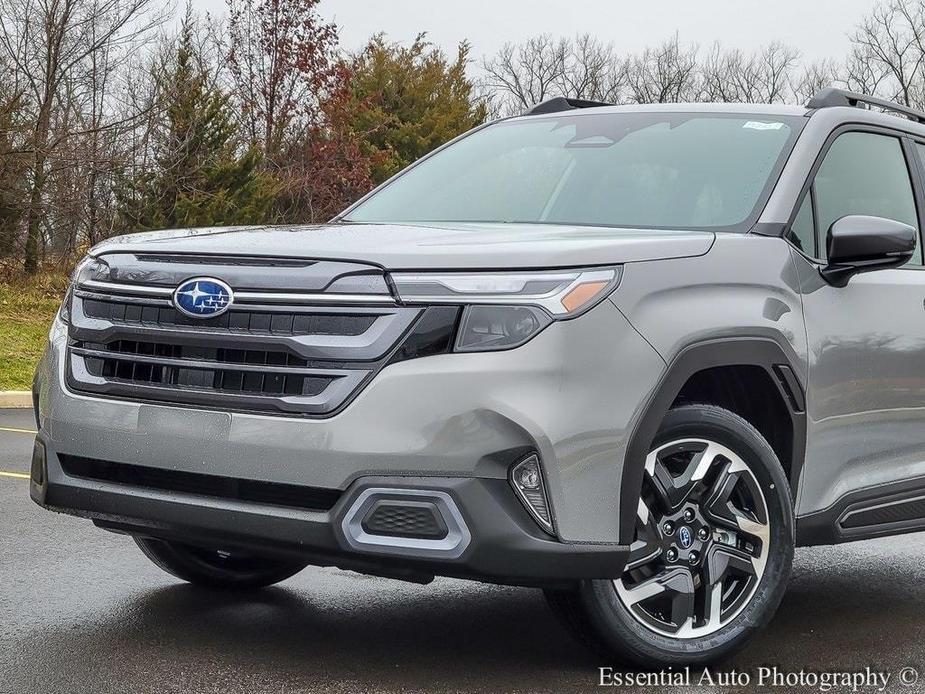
[614,438,771,639]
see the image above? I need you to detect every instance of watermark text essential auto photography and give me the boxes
[598,666,920,692]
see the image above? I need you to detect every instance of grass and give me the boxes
[0,269,69,391]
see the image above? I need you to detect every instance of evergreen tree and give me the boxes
[343,35,488,185]
[118,11,277,232]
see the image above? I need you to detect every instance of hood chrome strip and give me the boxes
[81,280,173,297]
[79,279,396,305]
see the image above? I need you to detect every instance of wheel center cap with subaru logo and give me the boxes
[678,526,694,549]
[173,277,234,318]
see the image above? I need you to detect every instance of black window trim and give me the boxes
[787,184,818,258]
[809,185,820,258]
[784,122,925,270]
[903,135,925,259]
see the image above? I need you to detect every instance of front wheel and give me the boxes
[546,404,794,668]
[134,537,308,590]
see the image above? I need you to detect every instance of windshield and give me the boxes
[343,112,803,231]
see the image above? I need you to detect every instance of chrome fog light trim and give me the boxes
[341,488,471,559]
[510,454,555,535]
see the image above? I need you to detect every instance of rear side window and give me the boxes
[811,132,921,264]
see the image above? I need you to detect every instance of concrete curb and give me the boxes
[0,391,31,408]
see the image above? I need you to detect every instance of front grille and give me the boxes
[75,340,334,397]
[81,297,378,336]
[66,253,423,416]
[59,454,341,512]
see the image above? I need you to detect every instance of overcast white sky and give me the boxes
[193,0,878,65]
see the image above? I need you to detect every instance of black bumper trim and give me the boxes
[58,453,342,513]
[31,438,628,588]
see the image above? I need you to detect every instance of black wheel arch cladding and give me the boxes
[619,337,806,545]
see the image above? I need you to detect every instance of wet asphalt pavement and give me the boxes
[2,407,925,694]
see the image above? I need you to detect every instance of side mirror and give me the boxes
[821,215,917,287]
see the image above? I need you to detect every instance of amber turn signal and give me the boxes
[561,280,610,314]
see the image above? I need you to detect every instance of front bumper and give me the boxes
[31,439,628,586]
[32,298,666,582]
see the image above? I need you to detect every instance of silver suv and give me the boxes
[31,88,925,667]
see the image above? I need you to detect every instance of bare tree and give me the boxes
[480,34,632,116]
[480,33,825,109]
[701,44,751,102]
[759,42,802,102]
[848,0,925,108]
[0,0,166,272]
[701,41,800,103]
[624,34,701,104]
[480,35,568,114]
[559,34,627,103]
[792,58,842,105]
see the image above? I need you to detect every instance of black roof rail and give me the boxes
[806,87,925,124]
[524,97,612,116]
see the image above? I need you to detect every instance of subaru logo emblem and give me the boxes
[173,277,234,318]
[678,526,694,549]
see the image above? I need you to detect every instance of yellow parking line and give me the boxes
[0,426,36,435]
[0,470,29,480]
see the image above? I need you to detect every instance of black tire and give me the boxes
[545,404,794,668]
[134,537,308,590]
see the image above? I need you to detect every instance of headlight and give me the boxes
[59,256,109,324]
[57,285,73,324]
[390,267,620,317]
[390,267,621,352]
[72,255,109,284]
[455,305,551,352]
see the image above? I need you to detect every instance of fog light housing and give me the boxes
[30,440,46,486]
[510,454,554,535]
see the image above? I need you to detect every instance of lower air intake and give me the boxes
[361,500,449,540]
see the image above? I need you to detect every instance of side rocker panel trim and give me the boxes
[618,337,807,545]
[796,475,925,545]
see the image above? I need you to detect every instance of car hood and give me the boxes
[90,222,715,269]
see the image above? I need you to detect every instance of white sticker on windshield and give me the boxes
[743,121,784,130]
